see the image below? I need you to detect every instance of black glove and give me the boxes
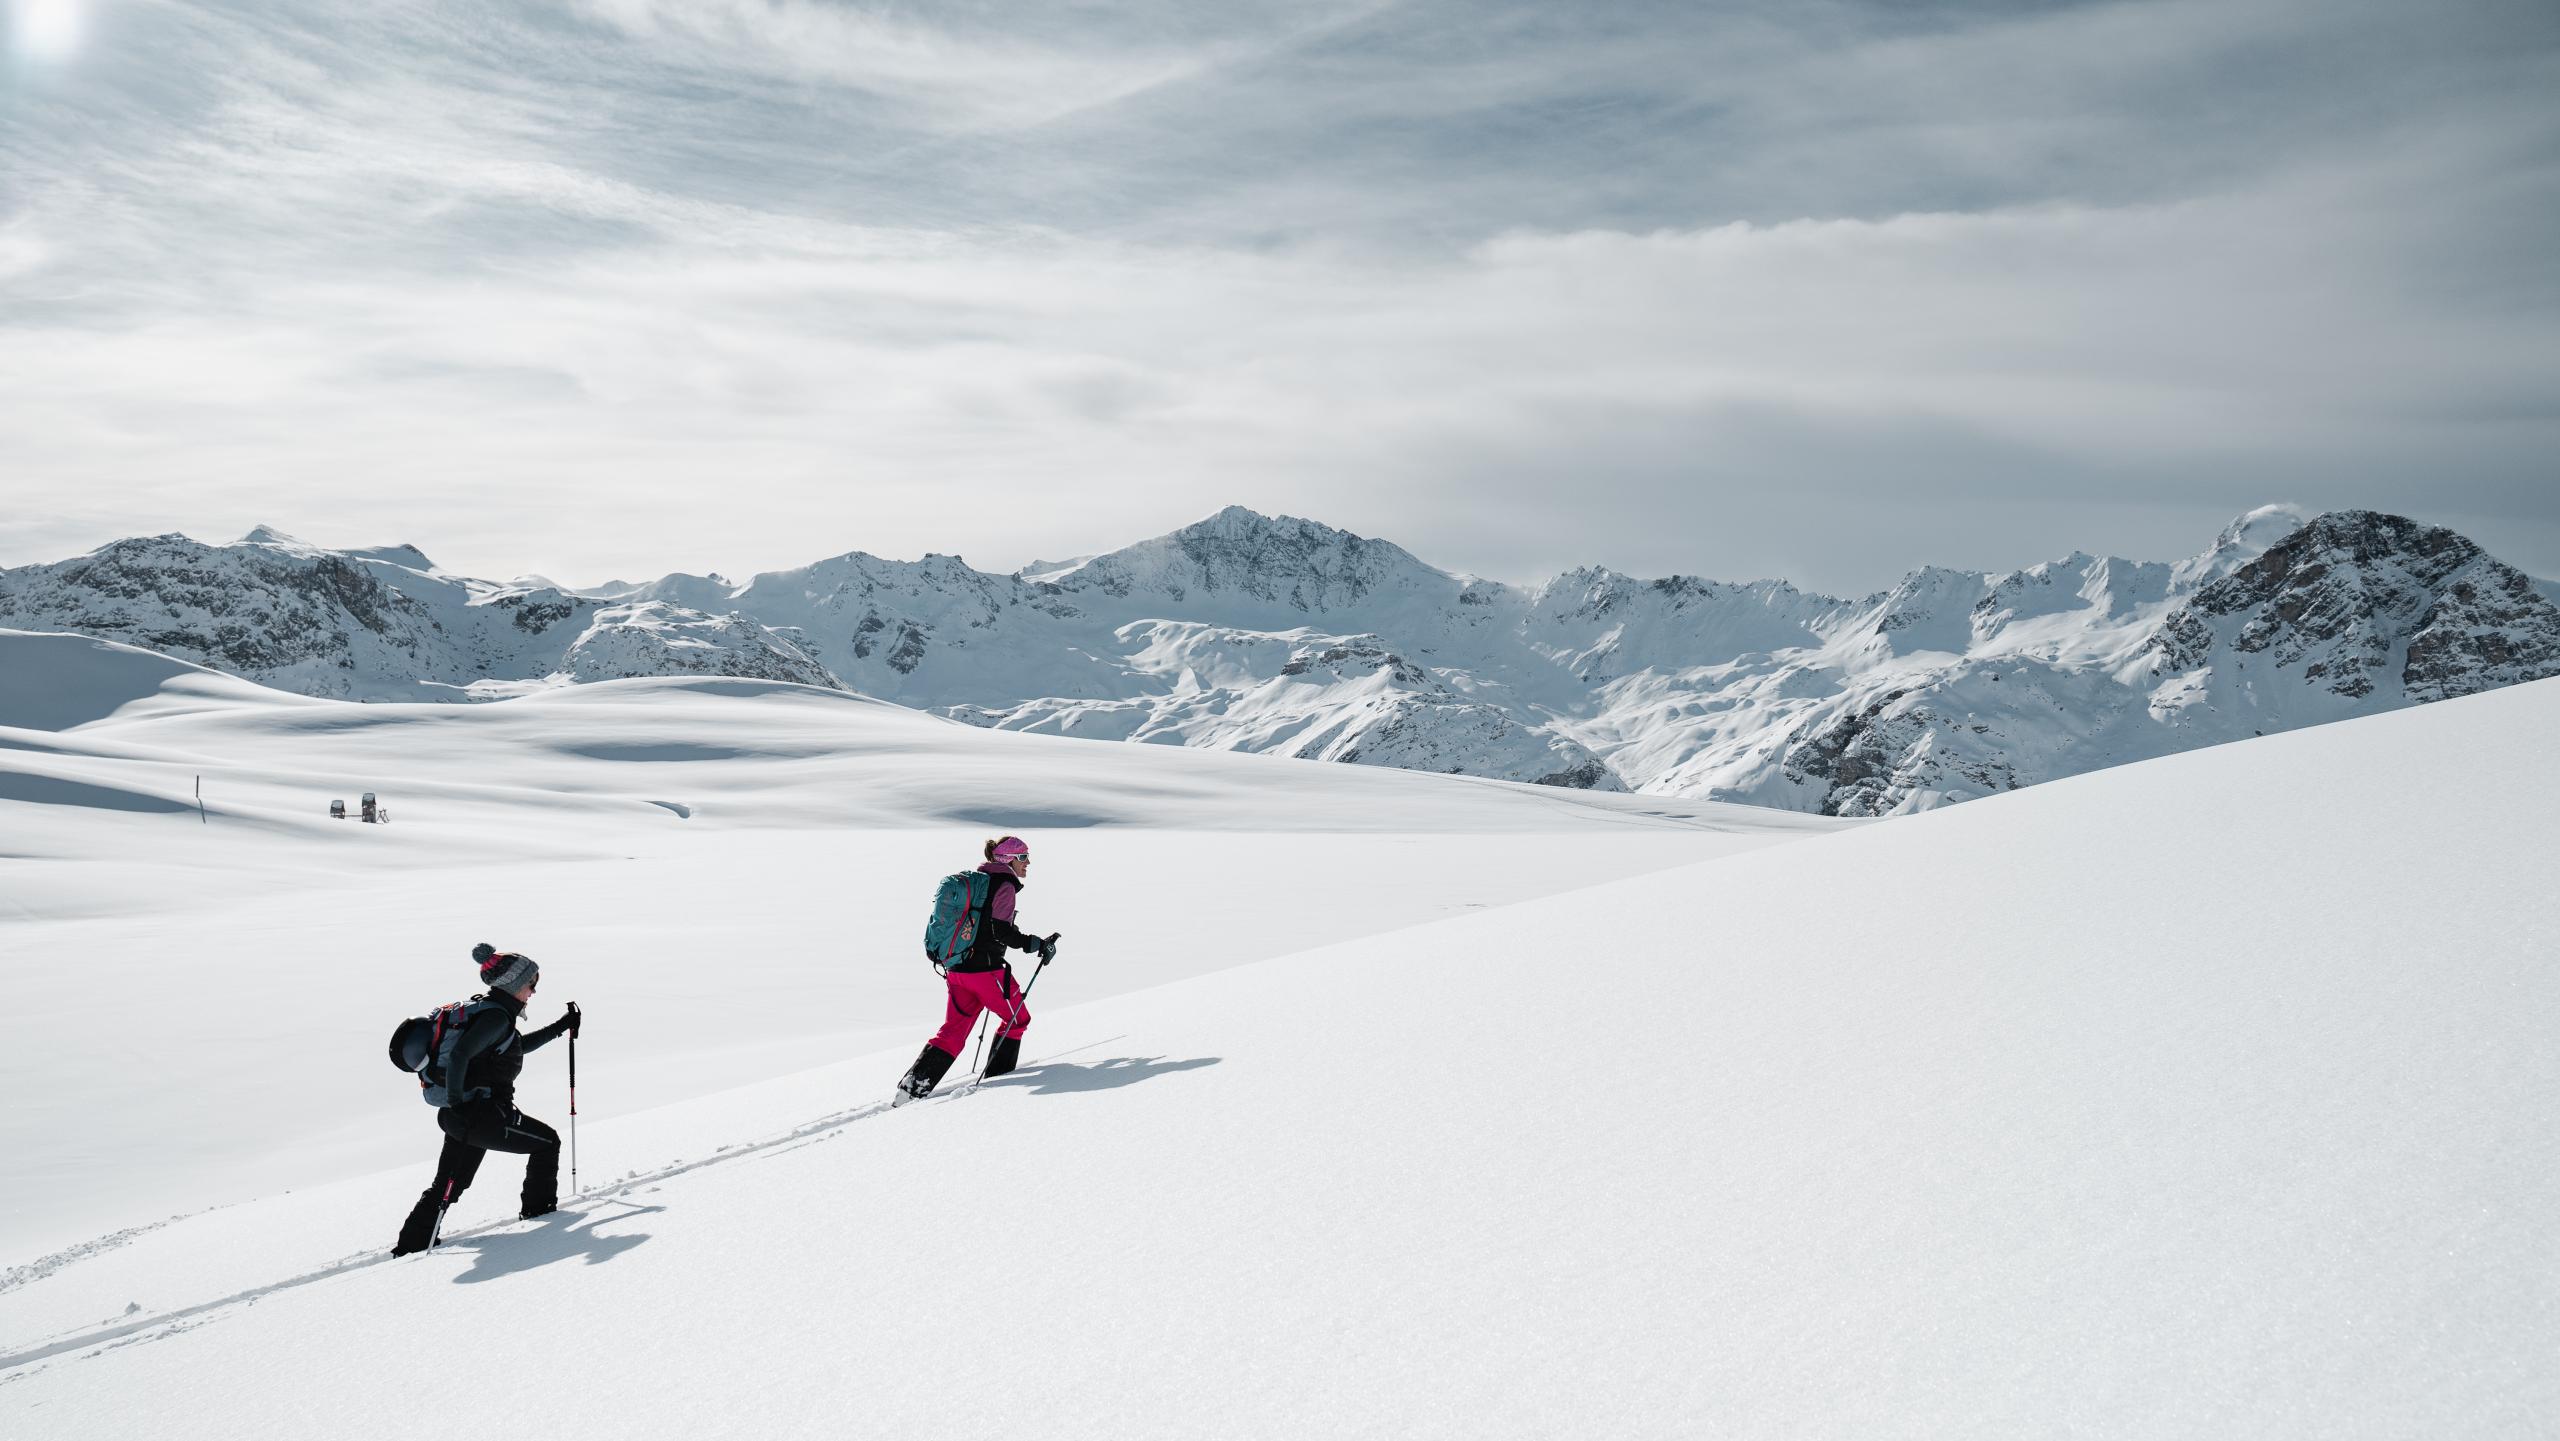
[1038,933,1059,963]
[564,1002,582,1039]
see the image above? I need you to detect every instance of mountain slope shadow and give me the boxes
[986,1057,1221,1096]
[451,1201,660,1285]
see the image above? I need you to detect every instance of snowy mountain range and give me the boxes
[6,505,2555,814]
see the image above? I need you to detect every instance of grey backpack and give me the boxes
[386,997,514,1106]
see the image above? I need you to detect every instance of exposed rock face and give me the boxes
[6,506,2555,809]
[0,530,847,700]
[1,533,448,696]
[2154,512,2560,708]
[1048,506,1444,619]
[2404,568,2560,702]
[554,605,839,689]
[1757,509,2560,814]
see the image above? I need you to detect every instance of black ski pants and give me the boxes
[394,1101,562,1253]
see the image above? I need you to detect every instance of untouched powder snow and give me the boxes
[0,654,2550,1434]
[0,629,1831,1261]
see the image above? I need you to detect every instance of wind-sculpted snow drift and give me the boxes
[6,505,2555,813]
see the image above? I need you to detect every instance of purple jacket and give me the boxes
[958,862,1037,971]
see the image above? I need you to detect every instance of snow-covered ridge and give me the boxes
[6,504,2555,813]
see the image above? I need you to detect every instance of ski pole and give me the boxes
[976,944,1055,1082]
[566,1003,581,1197]
[968,1011,993,1074]
[431,1179,455,1249]
[1007,940,1056,1025]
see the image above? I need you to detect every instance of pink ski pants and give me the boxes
[929,967,1030,1055]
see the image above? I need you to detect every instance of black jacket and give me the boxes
[956,870,1042,973]
[444,990,573,1109]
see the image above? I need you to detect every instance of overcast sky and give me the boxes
[3,0,2555,594]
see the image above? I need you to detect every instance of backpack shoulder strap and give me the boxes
[423,1001,468,1084]
[443,996,514,1063]
[473,996,522,1050]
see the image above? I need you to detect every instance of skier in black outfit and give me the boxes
[392,946,581,1256]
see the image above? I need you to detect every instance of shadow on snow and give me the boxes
[981,1056,1221,1095]
[449,1200,661,1285]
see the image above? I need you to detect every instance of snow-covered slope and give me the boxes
[9,505,2557,812]
[0,628,1830,1260]
[3,668,2550,1436]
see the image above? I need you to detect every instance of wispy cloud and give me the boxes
[565,0,1282,133]
[1,0,2554,590]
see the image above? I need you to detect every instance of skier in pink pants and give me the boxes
[895,836,1057,1103]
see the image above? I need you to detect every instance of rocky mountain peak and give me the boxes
[1973,551,2173,636]
[236,525,358,562]
[2152,509,2560,706]
[1533,565,1641,614]
[348,544,436,572]
[1158,507,1401,564]
[2173,503,2308,590]
[1183,504,1294,536]
[1864,565,1993,654]
[2216,502,2311,553]
[2208,510,2484,626]
[1058,506,1448,615]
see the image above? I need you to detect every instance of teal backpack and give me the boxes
[923,871,1002,973]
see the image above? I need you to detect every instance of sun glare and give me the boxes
[14,0,86,62]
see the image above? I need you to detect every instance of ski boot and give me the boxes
[983,1035,1023,1080]
[893,1044,957,1106]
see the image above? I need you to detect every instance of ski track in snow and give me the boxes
[0,1026,1133,1375]
[1,1103,880,1373]
[0,1219,186,1299]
